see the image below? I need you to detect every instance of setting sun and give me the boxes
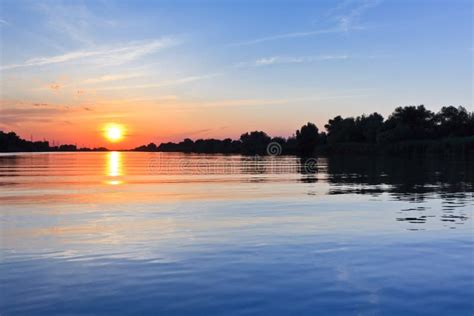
[103,124,125,143]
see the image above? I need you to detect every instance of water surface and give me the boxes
[0,152,473,315]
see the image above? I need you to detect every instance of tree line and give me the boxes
[2,105,473,155]
[0,131,108,152]
[140,105,474,155]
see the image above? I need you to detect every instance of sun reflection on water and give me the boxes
[106,151,124,185]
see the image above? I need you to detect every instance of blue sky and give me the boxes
[0,0,472,147]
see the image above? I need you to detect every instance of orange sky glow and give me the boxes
[1,1,471,149]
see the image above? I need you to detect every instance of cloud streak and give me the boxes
[229,0,381,46]
[157,92,373,110]
[82,73,145,84]
[236,55,349,67]
[0,101,91,127]
[1,38,179,70]
[330,0,381,32]
[229,28,341,46]
[35,1,118,46]
[96,73,221,91]
[196,94,370,108]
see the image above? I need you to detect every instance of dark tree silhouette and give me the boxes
[325,116,360,144]
[240,131,271,155]
[157,138,241,153]
[134,143,158,151]
[377,105,435,143]
[435,106,470,137]
[357,113,384,143]
[3,105,473,155]
[0,131,104,152]
[296,122,320,155]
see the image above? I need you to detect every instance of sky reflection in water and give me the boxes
[0,152,472,315]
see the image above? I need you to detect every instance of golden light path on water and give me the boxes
[106,151,123,185]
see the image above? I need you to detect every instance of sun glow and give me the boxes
[104,123,125,143]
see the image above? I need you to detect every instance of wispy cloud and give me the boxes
[36,1,115,46]
[0,19,9,26]
[0,101,90,127]
[236,55,349,67]
[229,28,342,46]
[164,92,372,110]
[49,83,62,91]
[97,73,220,91]
[82,73,145,84]
[1,38,179,70]
[329,0,380,32]
[199,94,370,108]
[229,0,380,46]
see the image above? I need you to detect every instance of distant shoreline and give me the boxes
[2,105,473,156]
[2,137,474,157]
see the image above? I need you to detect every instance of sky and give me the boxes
[0,0,472,148]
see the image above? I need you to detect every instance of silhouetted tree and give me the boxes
[240,131,271,155]
[435,106,470,137]
[4,104,473,155]
[156,138,241,153]
[296,122,320,155]
[134,143,158,151]
[179,138,194,152]
[325,116,361,144]
[58,144,77,151]
[377,105,435,143]
[0,131,87,152]
[356,113,384,143]
[285,136,298,154]
[144,104,474,155]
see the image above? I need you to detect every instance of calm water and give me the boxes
[0,152,473,315]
